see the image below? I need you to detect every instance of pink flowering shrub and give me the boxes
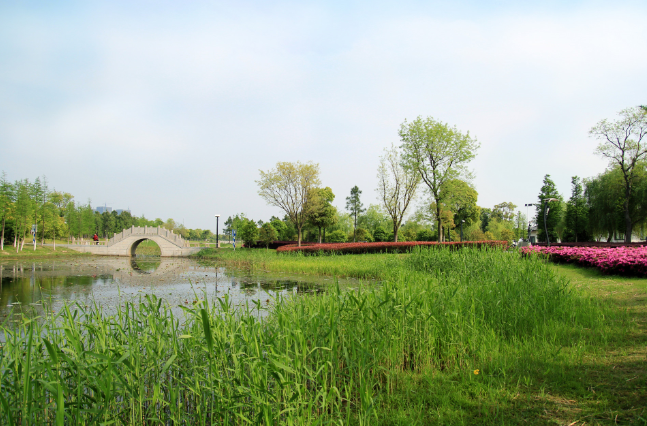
[522,245,647,276]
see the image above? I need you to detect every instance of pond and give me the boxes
[0,256,350,323]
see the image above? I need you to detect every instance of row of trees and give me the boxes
[254,116,482,246]
[536,106,647,243]
[0,173,220,252]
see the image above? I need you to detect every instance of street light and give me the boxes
[524,203,535,242]
[214,214,220,248]
[542,198,559,246]
[460,220,465,242]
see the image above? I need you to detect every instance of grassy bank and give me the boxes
[0,245,90,260]
[194,247,402,279]
[1,247,643,424]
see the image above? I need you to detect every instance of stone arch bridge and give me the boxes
[66,226,202,257]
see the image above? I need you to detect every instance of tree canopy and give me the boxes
[400,116,479,242]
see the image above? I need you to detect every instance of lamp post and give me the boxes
[460,220,465,242]
[524,203,535,242]
[542,198,559,246]
[214,214,220,248]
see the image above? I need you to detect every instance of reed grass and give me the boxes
[0,247,624,424]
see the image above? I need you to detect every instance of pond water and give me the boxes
[0,257,353,323]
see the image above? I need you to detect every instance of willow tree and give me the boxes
[257,161,321,246]
[400,116,479,242]
[590,106,647,242]
[376,144,420,242]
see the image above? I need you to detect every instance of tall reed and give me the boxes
[0,247,614,424]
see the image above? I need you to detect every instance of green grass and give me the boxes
[1,248,644,424]
[0,245,90,259]
[133,239,162,256]
[194,247,403,279]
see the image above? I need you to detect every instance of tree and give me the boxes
[240,219,259,247]
[535,175,563,243]
[257,161,321,246]
[400,116,479,242]
[345,186,365,242]
[259,222,278,249]
[585,164,647,241]
[590,106,647,242]
[564,176,589,242]
[439,179,480,232]
[376,144,420,241]
[307,187,337,243]
[0,172,14,250]
[492,202,517,222]
[327,229,347,243]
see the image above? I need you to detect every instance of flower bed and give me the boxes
[533,242,647,248]
[277,240,508,255]
[522,245,647,276]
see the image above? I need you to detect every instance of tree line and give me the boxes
[0,174,220,252]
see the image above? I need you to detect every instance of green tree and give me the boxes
[440,179,480,234]
[240,219,259,247]
[345,186,365,242]
[400,116,479,242]
[564,176,589,242]
[259,222,278,249]
[492,202,517,222]
[0,172,14,250]
[307,187,337,243]
[373,226,388,242]
[535,175,563,243]
[590,106,647,242]
[376,144,420,242]
[13,180,33,251]
[257,161,321,246]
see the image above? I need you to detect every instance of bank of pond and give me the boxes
[0,247,643,425]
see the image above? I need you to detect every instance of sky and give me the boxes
[1,0,646,231]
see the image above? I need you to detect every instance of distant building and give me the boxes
[95,206,131,215]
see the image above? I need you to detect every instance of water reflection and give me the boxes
[0,257,344,323]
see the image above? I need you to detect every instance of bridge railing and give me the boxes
[107,226,187,247]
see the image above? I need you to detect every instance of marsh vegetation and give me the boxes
[0,247,644,425]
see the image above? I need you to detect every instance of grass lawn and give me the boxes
[0,245,90,259]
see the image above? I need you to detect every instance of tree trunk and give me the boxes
[436,202,442,243]
[318,227,322,244]
[393,223,398,242]
[624,184,632,243]
[297,227,302,247]
[353,213,357,242]
[0,217,4,251]
[323,228,326,243]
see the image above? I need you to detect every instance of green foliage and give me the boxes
[372,226,388,242]
[307,187,337,243]
[416,229,435,241]
[535,175,563,243]
[327,229,347,243]
[259,222,278,248]
[440,179,480,229]
[0,248,619,424]
[564,176,590,242]
[346,185,365,242]
[354,227,373,242]
[240,218,259,247]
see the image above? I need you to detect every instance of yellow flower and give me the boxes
[474,369,480,375]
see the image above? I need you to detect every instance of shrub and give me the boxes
[416,229,435,241]
[327,230,347,243]
[355,228,373,242]
[373,227,388,242]
[522,245,647,276]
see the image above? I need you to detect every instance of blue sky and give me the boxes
[1,1,646,230]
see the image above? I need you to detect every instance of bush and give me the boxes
[373,227,388,242]
[416,229,435,241]
[327,230,347,243]
[355,228,373,242]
